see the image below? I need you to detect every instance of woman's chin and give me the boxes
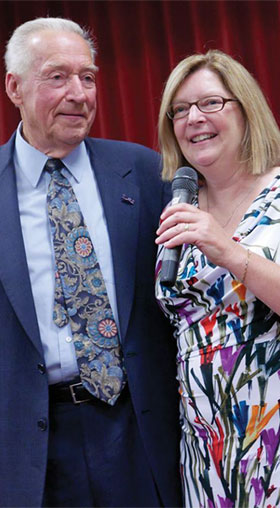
[188,156,217,173]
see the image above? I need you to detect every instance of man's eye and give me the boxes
[82,75,96,86]
[48,74,66,87]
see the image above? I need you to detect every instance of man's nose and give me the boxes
[65,75,87,102]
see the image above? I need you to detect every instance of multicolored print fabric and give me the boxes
[155,175,280,508]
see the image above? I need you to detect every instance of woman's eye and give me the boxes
[174,105,187,114]
[203,97,221,107]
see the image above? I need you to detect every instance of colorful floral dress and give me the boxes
[155,175,280,508]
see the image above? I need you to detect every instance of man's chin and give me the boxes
[43,132,89,158]
[59,129,90,146]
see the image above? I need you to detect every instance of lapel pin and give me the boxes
[121,194,135,205]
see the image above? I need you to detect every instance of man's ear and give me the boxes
[5,73,23,106]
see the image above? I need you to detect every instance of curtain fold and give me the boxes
[0,0,279,149]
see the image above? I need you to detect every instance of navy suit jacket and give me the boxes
[0,134,181,507]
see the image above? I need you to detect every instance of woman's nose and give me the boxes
[187,104,205,124]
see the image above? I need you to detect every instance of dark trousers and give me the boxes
[43,386,162,507]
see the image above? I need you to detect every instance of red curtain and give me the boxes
[0,0,280,150]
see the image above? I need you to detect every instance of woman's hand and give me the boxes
[156,203,280,316]
[155,203,238,268]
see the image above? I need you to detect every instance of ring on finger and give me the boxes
[184,223,190,231]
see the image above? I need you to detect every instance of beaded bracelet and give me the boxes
[241,249,251,284]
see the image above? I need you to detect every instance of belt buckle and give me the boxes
[69,382,91,404]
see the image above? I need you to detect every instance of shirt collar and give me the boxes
[15,123,90,187]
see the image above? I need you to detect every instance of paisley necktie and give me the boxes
[45,158,126,406]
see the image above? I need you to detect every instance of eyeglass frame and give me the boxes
[166,95,239,120]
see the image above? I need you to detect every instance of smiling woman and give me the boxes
[159,50,280,182]
[171,68,245,176]
[155,49,280,508]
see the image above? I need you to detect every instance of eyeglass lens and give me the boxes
[169,96,228,119]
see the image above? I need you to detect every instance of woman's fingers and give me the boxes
[156,221,192,246]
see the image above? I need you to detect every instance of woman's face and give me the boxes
[171,67,246,177]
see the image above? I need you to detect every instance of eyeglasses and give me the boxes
[166,95,238,120]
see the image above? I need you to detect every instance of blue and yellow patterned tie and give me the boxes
[45,158,126,406]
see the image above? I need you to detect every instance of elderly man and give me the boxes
[0,16,182,508]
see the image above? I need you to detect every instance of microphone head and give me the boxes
[172,166,198,195]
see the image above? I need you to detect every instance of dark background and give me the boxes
[0,0,279,150]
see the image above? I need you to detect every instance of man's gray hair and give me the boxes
[4,17,97,75]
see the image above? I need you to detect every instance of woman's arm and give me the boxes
[156,202,280,315]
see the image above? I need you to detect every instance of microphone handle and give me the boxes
[160,246,182,287]
[171,187,193,204]
[160,187,195,287]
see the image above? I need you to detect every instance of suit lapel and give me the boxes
[0,136,140,353]
[87,139,139,341]
[0,138,42,355]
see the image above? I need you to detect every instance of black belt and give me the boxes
[49,379,94,405]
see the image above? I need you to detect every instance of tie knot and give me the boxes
[44,158,64,174]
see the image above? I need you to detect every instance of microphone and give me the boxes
[160,166,198,287]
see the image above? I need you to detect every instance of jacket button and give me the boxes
[141,409,151,415]
[37,418,48,431]
[37,363,46,374]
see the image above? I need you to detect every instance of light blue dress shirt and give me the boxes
[14,125,120,384]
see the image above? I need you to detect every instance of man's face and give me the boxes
[6,30,97,157]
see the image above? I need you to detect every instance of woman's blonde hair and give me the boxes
[159,49,280,180]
